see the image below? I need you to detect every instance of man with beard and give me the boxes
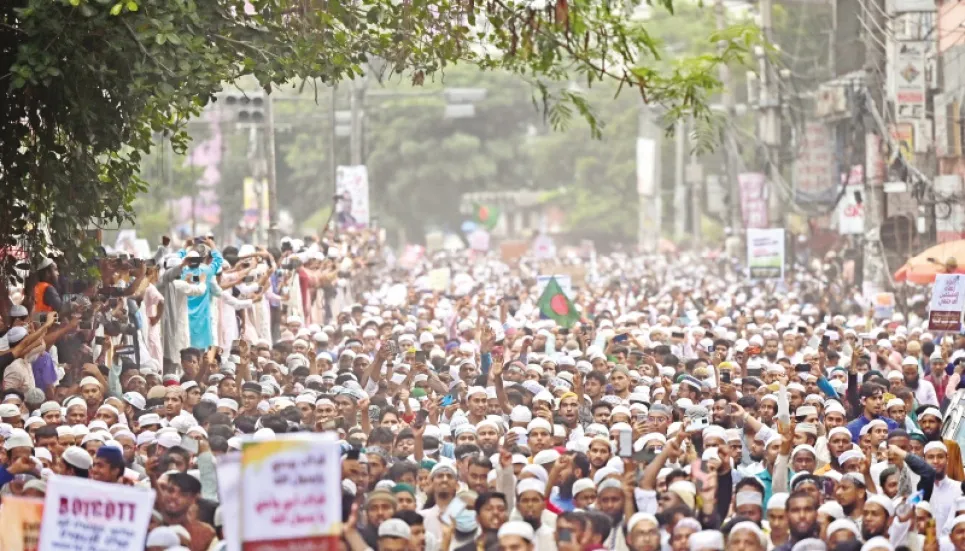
[596,478,629,550]
[889,442,963,534]
[773,490,818,551]
[903,357,939,407]
[764,337,780,362]
[815,426,854,476]
[711,395,733,428]
[833,474,867,526]
[625,512,661,551]
[420,463,458,541]
[476,419,501,456]
[547,452,590,513]
[917,407,965,481]
[862,493,913,545]
[356,489,399,549]
[466,456,492,494]
[514,479,557,549]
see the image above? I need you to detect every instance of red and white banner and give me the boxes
[738,172,769,229]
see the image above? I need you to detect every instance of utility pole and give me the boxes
[636,105,662,253]
[861,0,887,289]
[330,85,339,237]
[350,80,364,166]
[686,127,704,248]
[264,92,279,247]
[674,118,687,241]
[716,0,742,233]
[757,0,783,227]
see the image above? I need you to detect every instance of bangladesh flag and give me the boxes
[474,203,500,231]
[537,277,580,328]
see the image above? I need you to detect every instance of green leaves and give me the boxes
[2,0,758,279]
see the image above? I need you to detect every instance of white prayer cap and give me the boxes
[378,518,411,540]
[866,493,895,516]
[688,530,724,551]
[924,441,948,454]
[826,519,861,540]
[735,491,763,508]
[573,478,595,496]
[626,512,658,533]
[767,492,789,511]
[526,419,551,434]
[818,501,845,520]
[729,521,764,544]
[838,449,863,465]
[516,478,545,497]
[497,521,535,542]
[861,536,894,551]
[62,446,92,470]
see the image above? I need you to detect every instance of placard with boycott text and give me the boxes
[928,274,965,332]
[240,433,342,551]
[0,495,44,551]
[39,475,155,551]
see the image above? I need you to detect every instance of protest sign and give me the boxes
[216,454,242,551]
[427,268,452,293]
[746,228,785,280]
[39,475,155,551]
[928,274,965,332]
[240,434,342,551]
[873,292,896,320]
[0,496,44,551]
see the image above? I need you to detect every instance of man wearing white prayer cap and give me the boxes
[767,493,791,548]
[728,521,766,551]
[497,521,535,550]
[688,529,724,551]
[734,490,764,524]
[625,512,660,551]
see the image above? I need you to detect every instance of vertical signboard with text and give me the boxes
[240,434,342,551]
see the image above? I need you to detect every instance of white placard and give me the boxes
[335,165,370,228]
[40,475,155,551]
[636,138,657,196]
[746,228,785,280]
[928,274,965,332]
[241,434,342,547]
[216,454,242,551]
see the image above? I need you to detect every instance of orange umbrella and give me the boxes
[894,239,965,284]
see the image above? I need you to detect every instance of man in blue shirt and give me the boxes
[845,381,899,442]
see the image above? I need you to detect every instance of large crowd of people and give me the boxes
[0,228,964,551]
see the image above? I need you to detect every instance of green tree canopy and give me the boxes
[2,0,756,278]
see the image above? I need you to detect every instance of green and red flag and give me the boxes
[537,276,580,328]
[473,203,500,231]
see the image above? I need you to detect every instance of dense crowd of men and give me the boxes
[0,230,964,551]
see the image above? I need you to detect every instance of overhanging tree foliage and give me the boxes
[1,0,756,278]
